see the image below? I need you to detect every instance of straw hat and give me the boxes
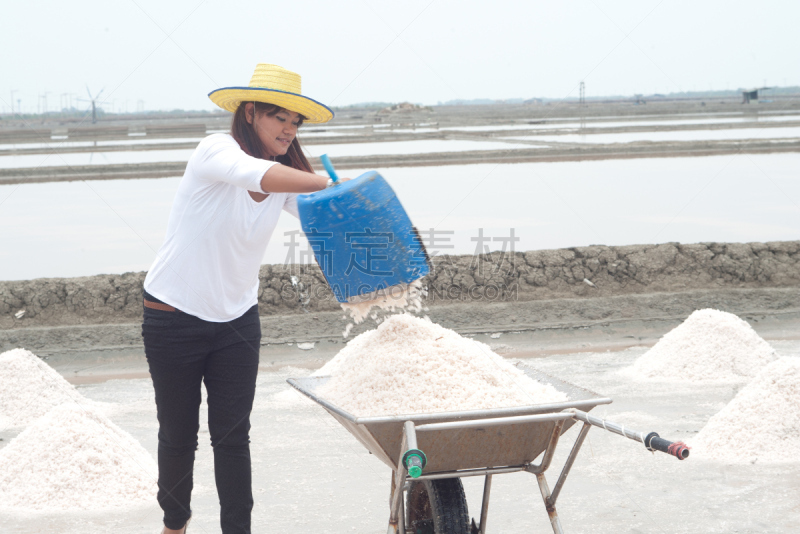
[208,63,333,124]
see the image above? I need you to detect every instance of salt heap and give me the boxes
[631,309,776,382]
[316,314,567,416]
[0,348,88,427]
[0,403,157,511]
[692,356,800,463]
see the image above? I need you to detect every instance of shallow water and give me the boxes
[302,138,524,158]
[1,152,798,280]
[0,148,196,169]
[0,139,531,169]
[503,125,800,145]
[439,114,800,132]
[0,137,203,151]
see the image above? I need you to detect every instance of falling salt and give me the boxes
[692,356,800,463]
[629,309,776,382]
[315,314,567,416]
[0,404,157,511]
[342,323,354,338]
[340,280,425,338]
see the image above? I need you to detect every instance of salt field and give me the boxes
[3,3,800,532]
[301,138,522,158]
[0,139,530,170]
[437,114,800,132]
[0,148,196,168]
[503,125,800,144]
[0,136,206,151]
[0,106,799,534]
[1,334,798,533]
[1,151,798,281]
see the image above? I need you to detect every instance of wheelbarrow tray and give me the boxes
[287,365,611,474]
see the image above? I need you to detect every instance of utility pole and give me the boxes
[10,90,16,114]
[579,81,586,130]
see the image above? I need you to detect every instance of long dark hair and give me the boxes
[230,101,314,173]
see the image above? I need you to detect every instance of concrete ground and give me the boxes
[1,314,799,533]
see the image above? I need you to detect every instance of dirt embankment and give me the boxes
[1,241,798,330]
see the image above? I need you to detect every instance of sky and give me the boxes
[1,0,799,114]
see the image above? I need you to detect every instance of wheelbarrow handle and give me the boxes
[569,409,690,461]
[644,432,690,460]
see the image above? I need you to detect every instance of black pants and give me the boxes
[142,291,261,534]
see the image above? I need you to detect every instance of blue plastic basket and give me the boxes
[297,171,429,303]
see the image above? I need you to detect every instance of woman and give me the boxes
[142,63,337,534]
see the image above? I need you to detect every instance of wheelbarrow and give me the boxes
[287,365,689,534]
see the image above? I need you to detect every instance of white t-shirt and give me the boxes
[144,133,299,322]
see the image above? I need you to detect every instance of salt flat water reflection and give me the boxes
[503,126,800,145]
[0,149,196,169]
[1,153,798,280]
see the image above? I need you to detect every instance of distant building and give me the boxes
[742,87,770,104]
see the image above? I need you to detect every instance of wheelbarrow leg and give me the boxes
[536,473,564,534]
[388,467,406,534]
[389,425,412,534]
[531,421,591,534]
[477,474,492,533]
[549,422,591,506]
[524,419,567,533]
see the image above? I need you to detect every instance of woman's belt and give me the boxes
[143,298,177,312]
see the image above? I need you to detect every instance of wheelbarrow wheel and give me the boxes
[406,478,470,534]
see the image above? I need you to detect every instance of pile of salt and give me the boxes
[0,348,89,428]
[316,314,567,416]
[691,356,800,463]
[0,404,157,511]
[630,309,776,382]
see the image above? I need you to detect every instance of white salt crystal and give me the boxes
[315,314,567,416]
[340,280,424,325]
[342,323,354,338]
[297,342,315,351]
[0,404,157,511]
[630,309,776,383]
[490,333,502,339]
[0,348,89,428]
[692,356,800,463]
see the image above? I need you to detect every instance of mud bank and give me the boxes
[4,288,799,358]
[1,241,798,330]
